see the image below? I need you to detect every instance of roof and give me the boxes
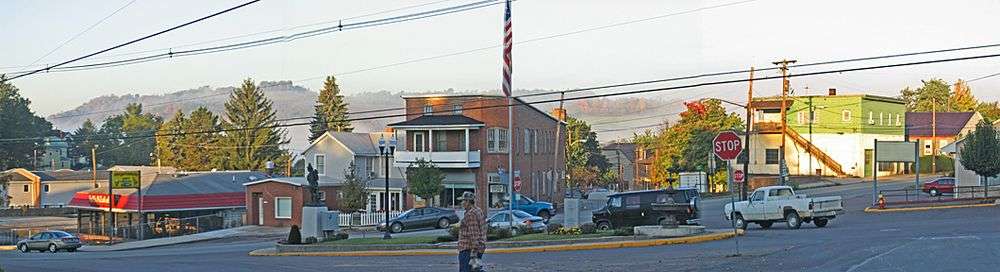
[6,169,109,182]
[389,115,485,127]
[750,100,794,109]
[752,94,904,107]
[243,176,406,189]
[302,131,394,156]
[400,94,564,124]
[602,143,636,161]
[68,171,266,212]
[906,112,978,137]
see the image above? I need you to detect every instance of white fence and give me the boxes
[338,211,402,227]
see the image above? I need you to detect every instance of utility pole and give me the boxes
[931,98,937,175]
[743,67,754,200]
[553,92,565,193]
[773,59,797,185]
[91,145,98,188]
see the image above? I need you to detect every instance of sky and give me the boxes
[3,0,1000,118]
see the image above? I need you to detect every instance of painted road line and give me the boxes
[864,203,997,213]
[0,245,16,251]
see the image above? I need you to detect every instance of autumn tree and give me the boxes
[309,76,352,142]
[219,79,289,171]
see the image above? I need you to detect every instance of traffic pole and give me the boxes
[728,159,740,257]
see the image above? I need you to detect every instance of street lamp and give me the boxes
[378,135,397,239]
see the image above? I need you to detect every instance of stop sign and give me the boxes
[513,176,522,192]
[713,131,743,161]
[733,169,745,183]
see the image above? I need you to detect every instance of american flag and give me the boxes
[501,0,513,97]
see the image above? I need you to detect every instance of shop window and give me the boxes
[275,197,292,219]
[765,149,780,165]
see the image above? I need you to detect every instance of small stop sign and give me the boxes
[733,169,745,183]
[713,131,743,161]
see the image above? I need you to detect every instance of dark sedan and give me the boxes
[17,230,82,253]
[378,207,461,233]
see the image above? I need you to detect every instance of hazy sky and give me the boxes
[3,0,1000,117]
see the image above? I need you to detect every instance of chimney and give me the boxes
[828,88,837,96]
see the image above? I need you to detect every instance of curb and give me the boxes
[864,203,997,213]
[79,236,226,252]
[0,245,16,251]
[250,231,741,257]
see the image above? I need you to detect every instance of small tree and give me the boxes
[406,159,445,207]
[338,161,368,212]
[959,120,1000,197]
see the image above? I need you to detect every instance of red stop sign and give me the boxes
[513,176,522,192]
[733,169,745,183]
[713,131,743,161]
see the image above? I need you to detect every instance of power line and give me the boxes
[25,0,138,68]
[6,0,262,81]
[11,50,1000,144]
[5,0,503,77]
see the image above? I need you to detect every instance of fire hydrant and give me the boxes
[877,194,886,209]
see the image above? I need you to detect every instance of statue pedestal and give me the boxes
[301,205,329,240]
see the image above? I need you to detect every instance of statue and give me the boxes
[306,164,322,206]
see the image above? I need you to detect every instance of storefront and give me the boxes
[68,171,261,241]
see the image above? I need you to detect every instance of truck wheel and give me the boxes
[814,218,829,228]
[785,211,802,229]
[758,221,773,229]
[538,210,551,220]
[733,214,747,230]
[596,221,612,231]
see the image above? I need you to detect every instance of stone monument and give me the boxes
[301,164,329,240]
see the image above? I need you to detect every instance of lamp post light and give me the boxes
[378,135,397,239]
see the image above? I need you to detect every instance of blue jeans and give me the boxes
[459,250,483,272]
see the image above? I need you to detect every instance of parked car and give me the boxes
[512,193,556,220]
[923,178,956,196]
[724,186,843,230]
[17,230,82,253]
[592,188,701,230]
[378,207,461,233]
[487,210,547,235]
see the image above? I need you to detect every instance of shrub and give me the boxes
[335,231,349,240]
[546,223,563,234]
[516,225,536,235]
[448,224,461,240]
[287,225,302,245]
[304,237,318,244]
[436,235,456,243]
[612,228,634,236]
[551,227,582,235]
[580,223,597,234]
[486,227,513,241]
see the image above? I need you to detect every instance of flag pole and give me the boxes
[503,0,514,229]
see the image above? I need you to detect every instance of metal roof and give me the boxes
[388,115,485,127]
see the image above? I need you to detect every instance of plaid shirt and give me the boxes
[458,206,486,252]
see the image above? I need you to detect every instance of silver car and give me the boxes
[487,210,547,235]
[17,230,82,253]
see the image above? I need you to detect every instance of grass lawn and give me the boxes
[499,231,617,242]
[321,236,440,245]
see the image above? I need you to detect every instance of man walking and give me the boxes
[458,191,486,272]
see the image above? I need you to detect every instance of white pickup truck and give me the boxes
[724,186,843,230]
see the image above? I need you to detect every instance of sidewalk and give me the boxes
[80,225,287,252]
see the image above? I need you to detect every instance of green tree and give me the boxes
[98,103,161,166]
[338,161,368,212]
[0,75,53,169]
[959,120,1000,197]
[900,79,952,112]
[309,76,352,142]
[219,79,289,171]
[155,110,186,168]
[406,159,445,207]
[180,107,224,170]
[69,119,99,169]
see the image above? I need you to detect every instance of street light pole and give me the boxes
[379,136,396,239]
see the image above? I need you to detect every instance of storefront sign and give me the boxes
[111,171,141,189]
[490,184,506,193]
[87,193,129,209]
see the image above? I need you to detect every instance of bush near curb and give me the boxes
[436,235,456,243]
[516,225,536,235]
[304,237,318,244]
[580,223,597,234]
[336,231,349,240]
[448,225,461,240]
[551,227,582,235]
[487,227,513,241]
[612,228,634,236]
[546,223,563,234]
[287,225,302,245]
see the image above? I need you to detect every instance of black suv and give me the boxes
[592,188,700,230]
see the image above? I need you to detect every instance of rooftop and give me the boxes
[389,115,485,127]
[905,112,979,137]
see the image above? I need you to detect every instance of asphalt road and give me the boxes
[4,178,999,272]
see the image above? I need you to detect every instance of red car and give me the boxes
[922,178,955,196]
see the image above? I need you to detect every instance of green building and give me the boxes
[748,90,906,177]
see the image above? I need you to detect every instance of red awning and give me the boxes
[68,191,245,212]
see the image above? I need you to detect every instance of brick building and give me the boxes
[388,94,566,211]
[243,177,411,227]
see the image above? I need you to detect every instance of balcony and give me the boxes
[394,151,482,168]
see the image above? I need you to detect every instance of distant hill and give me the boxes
[48,82,689,150]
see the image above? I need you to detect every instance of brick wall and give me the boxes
[245,182,307,227]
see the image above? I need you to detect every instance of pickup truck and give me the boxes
[724,186,843,230]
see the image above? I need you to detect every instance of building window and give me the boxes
[842,110,851,122]
[488,129,497,152]
[524,129,531,154]
[488,128,509,153]
[796,112,806,124]
[23,185,29,192]
[765,149,779,165]
[434,132,447,152]
[810,111,817,124]
[315,154,326,176]
[533,130,539,154]
[452,105,462,115]
[413,132,426,152]
[275,197,292,219]
[319,191,326,202]
[879,112,884,126]
[43,184,49,193]
[896,114,902,126]
[423,105,433,115]
[868,111,874,125]
[366,157,376,178]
